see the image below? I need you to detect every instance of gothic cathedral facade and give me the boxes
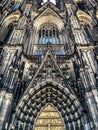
[0,0,98,130]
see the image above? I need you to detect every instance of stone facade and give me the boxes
[0,0,98,130]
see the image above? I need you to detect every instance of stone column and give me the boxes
[78,47,98,129]
[85,91,98,129]
[0,91,13,130]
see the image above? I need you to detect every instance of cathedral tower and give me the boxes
[0,0,98,130]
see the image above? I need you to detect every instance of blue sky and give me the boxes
[43,0,56,4]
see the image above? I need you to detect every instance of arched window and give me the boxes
[38,22,60,44]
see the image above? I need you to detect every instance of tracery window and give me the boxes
[38,22,60,44]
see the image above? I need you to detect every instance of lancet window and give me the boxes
[4,23,14,43]
[38,22,60,44]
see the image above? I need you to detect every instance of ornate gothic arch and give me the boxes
[0,10,21,41]
[33,7,64,30]
[2,10,21,27]
[77,10,92,25]
[10,80,88,130]
[34,16,63,30]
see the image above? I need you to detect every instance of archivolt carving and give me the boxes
[34,16,64,31]
[2,10,21,27]
[0,10,21,40]
[33,8,64,31]
[11,81,86,130]
[77,10,92,24]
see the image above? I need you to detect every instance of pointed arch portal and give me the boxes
[12,81,90,130]
[35,104,64,130]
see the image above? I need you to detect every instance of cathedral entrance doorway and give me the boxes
[13,82,89,130]
[34,104,64,130]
